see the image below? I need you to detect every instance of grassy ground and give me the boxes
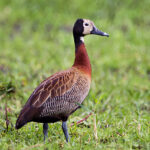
[0,0,150,149]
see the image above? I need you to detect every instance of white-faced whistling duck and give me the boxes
[15,19,109,142]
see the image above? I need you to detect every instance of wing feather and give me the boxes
[26,68,78,107]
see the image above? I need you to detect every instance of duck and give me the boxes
[15,18,109,142]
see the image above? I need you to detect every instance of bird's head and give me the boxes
[73,18,109,37]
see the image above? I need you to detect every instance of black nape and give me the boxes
[73,19,84,49]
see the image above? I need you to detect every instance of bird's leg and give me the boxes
[62,121,70,142]
[43,123,48,142]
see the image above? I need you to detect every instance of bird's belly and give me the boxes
[39,75,91,120]
[33,116,60,123]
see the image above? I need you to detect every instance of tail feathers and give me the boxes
[15,106,33,129]
[15,116,28,129]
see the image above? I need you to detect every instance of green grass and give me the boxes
[0,0,150,149]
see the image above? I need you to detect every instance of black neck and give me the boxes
[73,33,84,50]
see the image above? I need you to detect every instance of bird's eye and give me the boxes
[85,23,89,26]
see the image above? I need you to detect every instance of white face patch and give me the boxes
[83,19,94,35]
